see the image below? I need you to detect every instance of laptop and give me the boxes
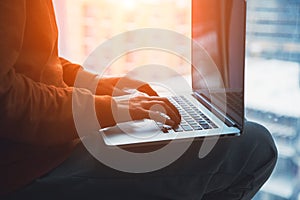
[101,0,246,147]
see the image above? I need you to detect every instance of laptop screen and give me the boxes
[192,0,246,128]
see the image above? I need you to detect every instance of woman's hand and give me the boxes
[94,77,180,128]
[94,94,181,129]
[114,95,181,127]
[96,76,158,97]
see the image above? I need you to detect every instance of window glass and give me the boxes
[246,0,300,199]
[53,0,191,77]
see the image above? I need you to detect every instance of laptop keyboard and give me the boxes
[157,96,218,133]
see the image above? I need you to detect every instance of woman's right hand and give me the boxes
[114,95,181,127]
[94,94,181,129]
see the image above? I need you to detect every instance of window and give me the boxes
[53,0,191,76]
[246,0,300,199]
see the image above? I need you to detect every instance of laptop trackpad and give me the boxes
[101,120,162,146]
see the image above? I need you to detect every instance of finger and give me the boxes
[129,107,175,126]
[141,101,181,125]
[132,96,181,120]
[146,97,181,118]
[147,110,175,127]
[158,103,181,126]
[129,107,149,121]
[128,105,177,127]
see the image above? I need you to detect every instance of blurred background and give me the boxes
[53,0,300,199]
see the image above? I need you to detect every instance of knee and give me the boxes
[244,121,278,170]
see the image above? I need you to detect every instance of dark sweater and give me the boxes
[0,0,115,194]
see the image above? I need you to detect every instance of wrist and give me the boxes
[94,95,117,128]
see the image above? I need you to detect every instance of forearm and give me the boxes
[0,71,81,145]
[60,58,104,94]
[60,57,118,96]
[0,71,117,145]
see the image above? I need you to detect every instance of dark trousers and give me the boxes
[7,122,277,200]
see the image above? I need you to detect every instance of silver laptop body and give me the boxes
[101,0,246,147]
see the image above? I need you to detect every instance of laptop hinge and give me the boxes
[193,92,237,127]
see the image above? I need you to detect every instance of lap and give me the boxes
[6,121,277,200]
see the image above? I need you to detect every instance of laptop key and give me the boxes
[180,121,189,125]
[201,124,211,129]
[193,116,202,120]
[198,120,207,125]
[193,126,203,130]
[173,126,184,132]
[169,96,218,131]
[181,125,193,131]
[186,119,194,123]
[189,121,198,125]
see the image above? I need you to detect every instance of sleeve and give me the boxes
[60,57,84,87]
[0,1,116,146]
